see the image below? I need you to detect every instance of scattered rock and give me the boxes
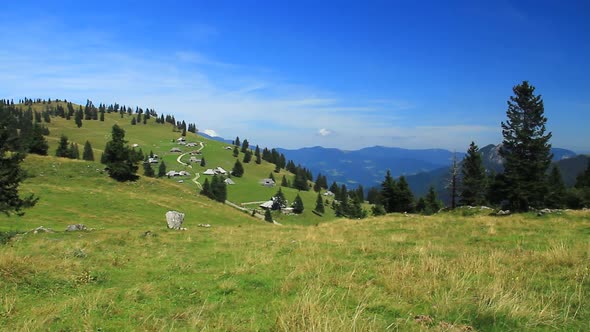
[165,211,185,230]
[198,224,211,228]
[66,224,88,232]
[33,226,54,234]
[496,210,511,216]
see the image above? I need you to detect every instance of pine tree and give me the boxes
[0,105,38,215]
[241,139,249,153]
[210,175,227,202]
[234,136,240,147]
[500,81,552,211]
[313,177,322,192]
[82,141,94,161]
[348,194,367,219]
[460,142,487,206]
[27,124,49,156]
[254,145,261,164]
[68,143,80,159]
[264,209,273,223]
[329,181,340,197]
[232,159,244,177]
[101,124,139,181]
[143,162,155,177]
[314,192,325,213]
[233,146,239,157]
[292,194,304,214]
[243,150,252,163]
[293,168,308,191]
[274,188,287,210]
[200,178,211,197]
[281,175,289,187]
[367,187,381,204]
[380,170,397,213]
[158,161,167,177]
[55,135,70,158]
[422,186,442,215]
[74,108,83,128]
[545,166,565,208]
[200,157,206,167]
[396,176,414,212]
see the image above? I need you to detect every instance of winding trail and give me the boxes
[178,141,275,224]
[192,172,202,190]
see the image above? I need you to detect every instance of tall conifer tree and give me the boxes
[500,81,552,211]
[460,142,486,206]
[82,141,94,161]
[102,124,139,181]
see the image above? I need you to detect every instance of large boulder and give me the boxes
[165,211,185,230]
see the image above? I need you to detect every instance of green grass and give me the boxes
[31,107,337,224]
[1,210,589,330]
[2,103,588,330]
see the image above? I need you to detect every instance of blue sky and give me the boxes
[1,1,589,152]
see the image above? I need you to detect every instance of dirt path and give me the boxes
[192,172,202,190]
[225,200,281,225]
[240,201,267,206]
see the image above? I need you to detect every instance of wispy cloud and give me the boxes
[203,129,219,137]
[0,15,501,150]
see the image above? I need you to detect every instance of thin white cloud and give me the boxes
[0,17,503,151]
[203,129,218,137]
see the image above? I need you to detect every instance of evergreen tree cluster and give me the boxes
[0,100,50,156]
[0,102,38,216]
[326,182,367,219]
[464,81,586,211]
[200,175,227,203]
[14,97,161,129]
[376,171,415,213]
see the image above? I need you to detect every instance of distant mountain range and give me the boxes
[277,144,584,203]
[276,146,464,188]
[200,133,585,202]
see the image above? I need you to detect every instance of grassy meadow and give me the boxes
[25,107,336,224]
[1,104,589,330]
[1,209,589,331]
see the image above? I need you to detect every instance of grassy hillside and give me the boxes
[1,210,588,330]
[7,104,336,225]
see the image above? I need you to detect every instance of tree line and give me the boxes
[368,81,590,214]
